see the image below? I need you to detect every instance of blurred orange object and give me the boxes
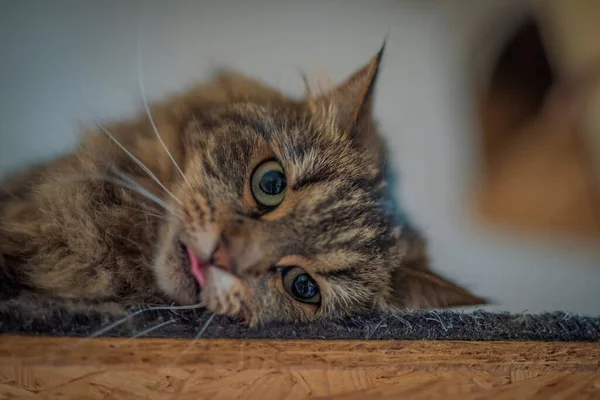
[474,4,600,240]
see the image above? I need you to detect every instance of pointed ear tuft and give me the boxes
[301,71,318,114]
[313,41,386,135]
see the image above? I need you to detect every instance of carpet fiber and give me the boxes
[1,297,598,341]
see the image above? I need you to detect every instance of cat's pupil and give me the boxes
[292,273,318,299]
[259,170,286,195]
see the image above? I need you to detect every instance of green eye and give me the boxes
[251,160,286,207]
[282,266,321,304]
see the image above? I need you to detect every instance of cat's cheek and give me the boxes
[153,253,198,306]
[152,240,199,305]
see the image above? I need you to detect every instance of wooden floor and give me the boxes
[0,336,599,399]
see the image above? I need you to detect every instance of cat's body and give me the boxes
[0,50,484,325]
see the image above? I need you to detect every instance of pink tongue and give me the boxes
[187,247,205,287]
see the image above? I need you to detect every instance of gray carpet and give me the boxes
[0,297,599,341]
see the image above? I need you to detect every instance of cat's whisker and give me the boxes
[117,318,175,345]
[80,83,183,205]
[47,303,204,362]
[53,172,179,215]
[170,312,216,400]
[170,312,215,368]
[110,168,182,217]
[104,175,181,217]
[120,202,163,216]
[141,211,173,222]
[118,204,173,223]
[195,312,216,339]
[87,303,204,340]
[137,24,192,189]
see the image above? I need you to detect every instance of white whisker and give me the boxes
[169,312,216,399]
[168,312,215,369]
[48,303,204,362]
[136,25,192,189]
[54,172,179,215]
[110,168,181,217]
[121,202,162,215]
[87,303,204,340]
[119,204,172,222]
[141,211,173,222]
[80,84,183,205]
[195,312,215,338]
[119,318,175,343]
[106,175,181,216]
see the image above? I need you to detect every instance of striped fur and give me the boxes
[0,51,484,326]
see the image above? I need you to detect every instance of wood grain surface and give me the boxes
[0,336,599,399]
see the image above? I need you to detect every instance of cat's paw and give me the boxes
[200,266,248,318]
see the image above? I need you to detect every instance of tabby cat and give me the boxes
[0,47,484,326]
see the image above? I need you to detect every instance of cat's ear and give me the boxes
[310,42,385,137]
[389,267,486,309]
[384,234,486,309]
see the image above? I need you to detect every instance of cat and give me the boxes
[0,46,484,326]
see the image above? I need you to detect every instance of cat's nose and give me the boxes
[220,219,276,275]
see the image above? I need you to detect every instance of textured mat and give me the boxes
[1,297,599,342]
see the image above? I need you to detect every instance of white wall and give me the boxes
[1,0,599,315]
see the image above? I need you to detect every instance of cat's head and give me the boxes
[152,47,484,325]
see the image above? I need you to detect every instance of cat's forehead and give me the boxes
[190,102,373,181]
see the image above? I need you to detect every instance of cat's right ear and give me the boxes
[309,42,385,141]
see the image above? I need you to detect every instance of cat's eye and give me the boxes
[251,160,286,208]
[282,266,321,304]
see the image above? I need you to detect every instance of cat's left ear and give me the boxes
[310,42,385,140]
[383,234,487,310]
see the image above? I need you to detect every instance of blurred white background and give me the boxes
[1,0,599,315]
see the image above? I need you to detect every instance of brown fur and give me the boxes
[0,49,484,326]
